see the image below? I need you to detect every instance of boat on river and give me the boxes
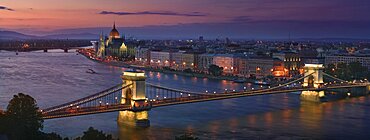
[86,69,97,74]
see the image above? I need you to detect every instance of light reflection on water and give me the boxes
[1,50,370,139]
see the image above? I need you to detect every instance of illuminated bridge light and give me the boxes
[164,97,167,99]
[188,94,191,96]
[213,91,216,94]
[99,101,102,104]
[244,87,246,89]
[70,104,73,107]
[225,89,228,91]
[205,90,208,93]
[156,95,159,98]
[252,88,254,90]
[76,106,79,108]
[115,97,118,100]
[180,93,183,95]
[106,103,109,105]
[232,90,235,92]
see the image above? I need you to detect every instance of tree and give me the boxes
[208,64,223,76]
[0,112,6,134]
[44,132,64,140]
[4,93,44,140]
[175,133,199,140]
[348,61,368,80]
[324,62,369,81]
[183,68,193,73]
[77,127,114,140]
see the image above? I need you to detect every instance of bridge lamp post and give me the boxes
[115,97,118,104]
[99,101,102,106]
[180,93,183,97]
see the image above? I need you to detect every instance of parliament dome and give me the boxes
[109,23,120,38]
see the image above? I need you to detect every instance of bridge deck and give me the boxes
[42,83,368,119]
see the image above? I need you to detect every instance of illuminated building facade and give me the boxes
[213,54,238,75]
[149,51,172,67]
[325,54,370,70]
[238,57,274,78]
[171,51,196,70]
[273,52,301,76]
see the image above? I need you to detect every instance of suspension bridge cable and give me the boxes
[43,83,132,113]
[322,72,347,83]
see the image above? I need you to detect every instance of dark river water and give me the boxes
[1,49,369,140]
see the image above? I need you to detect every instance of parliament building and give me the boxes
[97,23,135,59]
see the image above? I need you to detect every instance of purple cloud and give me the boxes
[0,6,14,11]
[229,16,253,23]
[99,11,207,17]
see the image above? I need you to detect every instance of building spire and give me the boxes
[113,21,116,29]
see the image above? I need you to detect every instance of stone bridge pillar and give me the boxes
[301,64,325,102]
[119,70,150,127]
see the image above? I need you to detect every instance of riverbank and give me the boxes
[76,49,261,83]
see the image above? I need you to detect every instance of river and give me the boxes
[0,49,369,140]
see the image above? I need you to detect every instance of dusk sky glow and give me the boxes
[1,0,370,39]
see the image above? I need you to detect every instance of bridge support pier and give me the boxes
[300,90,326,102]
[119,70,151,127]
[118,110,150,127]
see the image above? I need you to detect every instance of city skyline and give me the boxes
[1,0,370,39]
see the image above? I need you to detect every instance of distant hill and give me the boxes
[0,30,40,40]
[44,33,99,40]
[0,30,98,40]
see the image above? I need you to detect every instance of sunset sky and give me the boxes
[1,0,370,38]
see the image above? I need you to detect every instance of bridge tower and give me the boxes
[301,64,325,102]
[303,64,324,88]
[118,70,151,127]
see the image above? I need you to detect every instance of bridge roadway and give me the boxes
[42,83,368,119]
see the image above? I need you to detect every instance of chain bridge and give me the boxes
[40,64,370,126]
